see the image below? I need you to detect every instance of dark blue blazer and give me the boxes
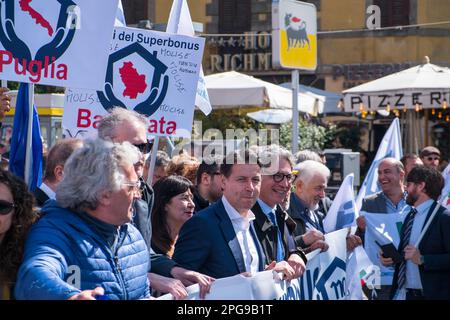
[172,199,266,279]
[390,201,450,299]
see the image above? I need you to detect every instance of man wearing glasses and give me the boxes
[97,107,213,299]
[419,146,441,170]
[15,139,150,299]
[251,145,306,278]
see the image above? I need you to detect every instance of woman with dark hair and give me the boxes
[151,175,195,257]
[0,170,37,299]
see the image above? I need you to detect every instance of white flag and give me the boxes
[364,211,406,285]
[356,118,403,210]
[115,0,126,26]
[345,246,378,300]
[167,0,212,115]
[323,174,358,233]
[440,163,450,210]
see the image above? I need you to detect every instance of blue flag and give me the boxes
[323,173,358,233]
[9,83,43,191]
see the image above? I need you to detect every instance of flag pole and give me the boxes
[292,70,299,155]
[25,83,34,186]
[146,136,160,186]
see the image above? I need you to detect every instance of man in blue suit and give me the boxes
[173,150,296,279]
[381,166,450,300]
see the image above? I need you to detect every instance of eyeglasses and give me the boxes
[133,139,154,154]
[272,172,296,184]
[426,156,440,161]
[122,180,142,195]
[0,200,16,215]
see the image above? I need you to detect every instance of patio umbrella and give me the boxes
[343,57,450,153]
[247,109,292,124]
[204,71,323,116]
[343,57,450,112]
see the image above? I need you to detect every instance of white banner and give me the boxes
[62,26,205,138]
[0,0,118,89]
[280,228,348,300]
[363,211,406,285]
[156,229,348,300]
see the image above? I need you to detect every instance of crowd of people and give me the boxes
[0,86,449,301]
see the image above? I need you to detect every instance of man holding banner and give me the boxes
[357,157,409,299]
[173,150,297,280]
[381,166,450,300]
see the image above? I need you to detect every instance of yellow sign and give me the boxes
[272,0,317,70]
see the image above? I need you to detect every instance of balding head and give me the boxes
[377,157,405,195]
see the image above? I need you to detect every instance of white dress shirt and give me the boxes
[405,199,434,289]
[222,196,260,275]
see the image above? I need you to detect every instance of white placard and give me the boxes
[0,0,118,89]
[62,26,205,138]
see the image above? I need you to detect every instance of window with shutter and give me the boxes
[219,0,251,33]
[373,0,410,27]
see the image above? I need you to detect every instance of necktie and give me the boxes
[267,209,285,262]
[397,207,418,289]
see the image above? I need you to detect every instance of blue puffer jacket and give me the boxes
[14,201,150,300]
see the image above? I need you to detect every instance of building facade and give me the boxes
[122,0,450,159]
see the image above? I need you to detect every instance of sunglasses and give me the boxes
[426,156,440,161]
[133,139,154,154]
[0,200,16,215]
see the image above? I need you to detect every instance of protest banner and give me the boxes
[280,228,348,300]
[62,26,205,138]
[0,0,117,89]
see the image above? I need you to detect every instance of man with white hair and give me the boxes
[288,160,330,252]
[15,139,150,299]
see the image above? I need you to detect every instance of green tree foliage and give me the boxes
[279,118,338,150]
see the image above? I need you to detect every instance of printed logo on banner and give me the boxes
[314,257,347,300]
[97,42,169,117]
[0,0,78,79]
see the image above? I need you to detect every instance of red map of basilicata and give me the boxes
[119,61,147,99]
[19,0,54,36]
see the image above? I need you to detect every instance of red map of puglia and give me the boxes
[119,61,147,99]
[19,0,54,36]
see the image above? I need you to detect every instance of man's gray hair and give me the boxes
[97,107,147,140]
[56,139,140,212]
[294,160,331,185]
[295,149,322,164]
[258,144,294,175]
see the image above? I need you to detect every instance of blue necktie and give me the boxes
[397,207,418,289]
[267,209,285,262]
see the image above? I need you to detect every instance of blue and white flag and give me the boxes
[166,0,212,115]
[9,83,43,191]
[356,118,403,210]
[364,210,406,285]
[323,174,358,233]
[115,0,126,26]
